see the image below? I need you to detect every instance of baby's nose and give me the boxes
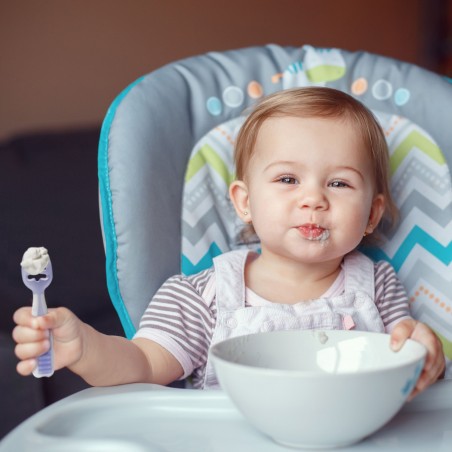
[298,187,328,210]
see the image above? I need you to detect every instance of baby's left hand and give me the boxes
[391,319,445,400]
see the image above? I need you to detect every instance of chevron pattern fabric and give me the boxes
[367,112,452,375]
[181,110,452,377]
[182,116,256,277]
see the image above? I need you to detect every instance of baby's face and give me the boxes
[243,115,384,265]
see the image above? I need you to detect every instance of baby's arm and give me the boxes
[374,261,445,397]
[13,306,183,386]
[391,319,445,399]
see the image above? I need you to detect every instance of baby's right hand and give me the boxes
[13,307,84,376]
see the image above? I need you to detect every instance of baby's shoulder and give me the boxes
[164,268,215,296]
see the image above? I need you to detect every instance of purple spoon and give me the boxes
[21,251,54,378]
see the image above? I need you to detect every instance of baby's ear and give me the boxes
[229,180,252,223]
[368,194,385,230]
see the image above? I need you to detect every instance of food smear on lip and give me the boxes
[20,247,49,275]
[298,224,330,241]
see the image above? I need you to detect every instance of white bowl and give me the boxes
[210,329,426,449]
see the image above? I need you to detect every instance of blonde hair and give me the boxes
[234,87,398,242]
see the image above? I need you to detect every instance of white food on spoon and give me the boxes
[20,247,50,275]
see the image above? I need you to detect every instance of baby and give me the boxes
[13,87,445,397]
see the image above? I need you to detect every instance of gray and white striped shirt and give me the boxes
[135,258,410,388]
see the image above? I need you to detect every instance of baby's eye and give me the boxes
[329,180,349,188]
[278,176,298,185]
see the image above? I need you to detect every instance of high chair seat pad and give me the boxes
[99,45,452,377]
[182,109,452,379]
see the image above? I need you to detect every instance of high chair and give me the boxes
[2,44,452,451]
[98,44,452,377]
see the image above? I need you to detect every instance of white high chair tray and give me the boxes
[1,379,451,451]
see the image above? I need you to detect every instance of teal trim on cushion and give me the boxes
[181,242,223,275]
[362,226,452,272]
[390,227,452,271]
[98,76,145,339]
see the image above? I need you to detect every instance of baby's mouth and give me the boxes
[298,224,330,241]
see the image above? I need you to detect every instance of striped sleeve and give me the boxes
[374,261,412,332]
[133,268,216,379]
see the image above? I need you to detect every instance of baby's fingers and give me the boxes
[410,323,444,373]
[14,307,63,331]
[409,324,445,399]
[390,318,416,352]
[15,339,50,363]
[409,363,441,401]
[16,359,38,376]
[13,307,35,327]
[12,324,49,344]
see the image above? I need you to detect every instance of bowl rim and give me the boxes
[210,329,427,378]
